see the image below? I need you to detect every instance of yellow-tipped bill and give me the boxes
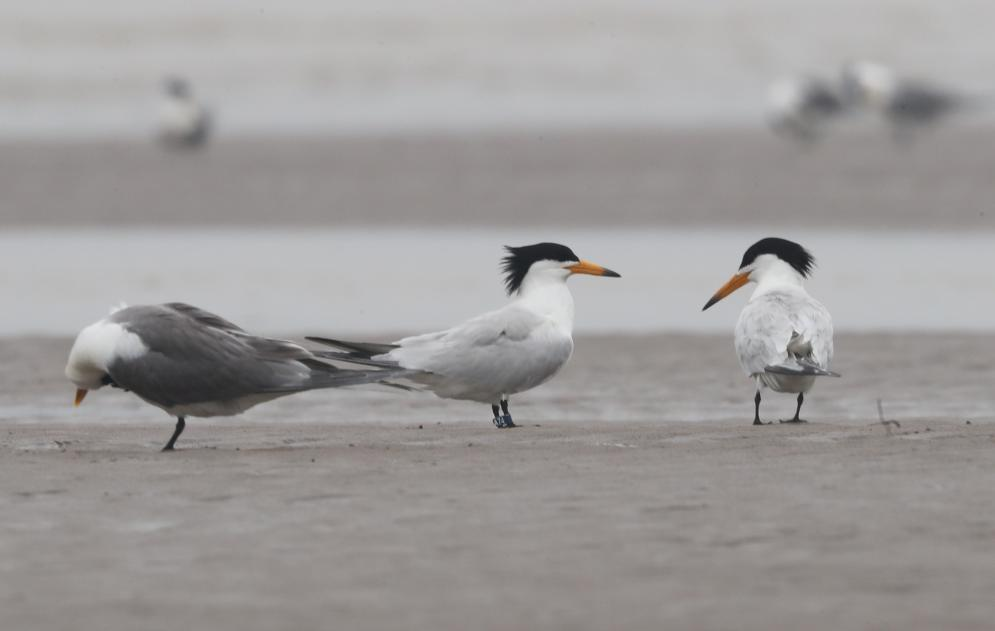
[567,260,621,278]
[74,388,88,407]
[702,272,749,311]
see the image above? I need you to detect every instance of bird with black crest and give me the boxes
[308,243,620,428]
[702,238,839,425]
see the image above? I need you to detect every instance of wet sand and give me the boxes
[2,128,995,230]
[2,333,994,630]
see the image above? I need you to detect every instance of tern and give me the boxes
[702,238,839,425]
[66,303,404,450]
[767,75,847,143]
[307,243,620,428]
[158,76,211,149]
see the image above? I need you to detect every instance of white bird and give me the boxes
[158,76,211,149]
[702,238,839,425]
[307,243,620,428]
[66,303,405,450]
[840,61,971,140]
[767,76,847,143]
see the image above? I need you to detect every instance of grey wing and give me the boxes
[108,304,353,407]
[390,305,545,370]
[735,293,834,376]
[388,305,572,395]
[890,83,958,120]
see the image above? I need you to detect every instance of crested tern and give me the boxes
[308,243,620,428]
[702,238,839,425]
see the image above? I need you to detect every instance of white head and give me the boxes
[702,237,815,310]
[65,318,148,406]
[768,78,805,116]
[500,242,620,296]
[841,61,898,108]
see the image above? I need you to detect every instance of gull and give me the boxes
[158,76,211,149]
[702,238,839,424]
[840,61,972,140]
[66,303,404,450]
[767,75,847,143]
[307,243,620,428]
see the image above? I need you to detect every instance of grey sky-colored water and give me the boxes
[2,227,992,336]
[1,0,994,137]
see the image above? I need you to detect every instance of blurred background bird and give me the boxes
[157,75,212,150]
[767,75,849,144]
[839,61,979,141]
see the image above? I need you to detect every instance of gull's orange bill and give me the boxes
[74,388,88,407]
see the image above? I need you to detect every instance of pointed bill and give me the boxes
[702,272,749,311]
[567,260,621,278]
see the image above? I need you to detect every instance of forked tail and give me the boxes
[305,336,403,369]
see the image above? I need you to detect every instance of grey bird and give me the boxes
[66,303,407,450]
[158,76,211,149]
[767,75,848,143]
[840,61,979,141]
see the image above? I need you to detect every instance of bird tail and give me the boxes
[290,358,417,392]
[305,336,403,369]
[764,358,841,378]
[767,331,840,377]
[306,337,398,357]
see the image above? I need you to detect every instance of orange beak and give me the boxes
[702,272,750,311]
[567,260,621,278]
[74,388,88,407]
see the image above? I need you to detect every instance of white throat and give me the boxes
[514,268,576,333]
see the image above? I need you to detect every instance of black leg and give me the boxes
[753,391,765,426]
[491,405,506,428]
[781,393,808,424]
[500,399,516,428]
[162,416,186,451]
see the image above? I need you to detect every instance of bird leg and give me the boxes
[781,393,808,423]
[753,391,770,426]
[162,416,186,451]
[491,405,507,428]
[500,399,516,428]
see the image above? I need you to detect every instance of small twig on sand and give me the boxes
[877,399,901,434]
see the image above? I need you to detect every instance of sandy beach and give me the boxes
[2,333,994,630]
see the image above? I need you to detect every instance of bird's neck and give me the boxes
[515,276,575,333]
[751,266,807,298]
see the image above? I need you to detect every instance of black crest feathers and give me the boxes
[501,243,579,294]
[740,237,815,277]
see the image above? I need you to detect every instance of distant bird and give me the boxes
[702,238,839,425]
[66,303,404,450]
[157,76,211,149]
[840,61,971,139]
[308,243,620,428]
[767,76,847,143]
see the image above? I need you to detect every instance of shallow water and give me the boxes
[1,227,993,335]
